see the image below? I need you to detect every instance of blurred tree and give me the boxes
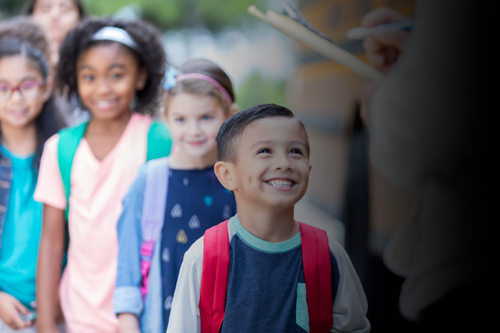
[1,0,268,32]
[236,72,288,111]
[0,0,25,17]
[84,0,267,32]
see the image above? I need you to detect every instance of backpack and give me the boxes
[138,157,170,299]
[199,220,334,333]
[57,120,171,263]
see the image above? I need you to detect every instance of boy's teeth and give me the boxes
[268,180,292,187]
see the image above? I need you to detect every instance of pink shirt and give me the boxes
[34,113,152,333]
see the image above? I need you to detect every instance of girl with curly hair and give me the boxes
[33,17,172,333]
[0,17,65,332]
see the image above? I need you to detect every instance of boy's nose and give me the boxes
[273,152,293,171]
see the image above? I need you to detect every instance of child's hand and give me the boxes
[118,313,141,333]
[361,7,411,73]
[0,291,33,329]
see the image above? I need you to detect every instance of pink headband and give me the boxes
[176,73,233,105]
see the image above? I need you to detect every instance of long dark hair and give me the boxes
[0,18,66,166]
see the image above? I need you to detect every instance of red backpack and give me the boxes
[199,220,334,333]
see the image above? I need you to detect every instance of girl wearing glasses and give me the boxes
[0,18,65,332]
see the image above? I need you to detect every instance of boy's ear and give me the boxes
[214,161,237,192]
[135,67,148,91]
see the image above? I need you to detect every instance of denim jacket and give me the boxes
[114,164,164,333]
[0,148,12,252]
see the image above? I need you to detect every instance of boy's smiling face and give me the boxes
[216,116,311,210]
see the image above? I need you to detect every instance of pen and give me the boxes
[346,20,414,40]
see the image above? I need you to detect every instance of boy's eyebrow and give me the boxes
[290,140,308,147]
[251,140,273,148]
[251,139,307,148]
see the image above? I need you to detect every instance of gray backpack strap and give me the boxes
[139,157,169,299]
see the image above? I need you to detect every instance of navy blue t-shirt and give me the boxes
[161,166,236,326]
[220,216,339,333]
[165,215,370,333]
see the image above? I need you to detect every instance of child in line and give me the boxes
[114,58,238,333]
[33,18,171,333]
[0,18,65,332]
[167,104,371,333]
[23,0,85,69]
[23,0,88,126]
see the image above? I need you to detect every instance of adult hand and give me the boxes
[0,291,33,329]
[361,7,411,73]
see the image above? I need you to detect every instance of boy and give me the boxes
[167,104,370,332]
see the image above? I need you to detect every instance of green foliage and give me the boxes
[84,0,266,31]
[0,0,25,17]
[0,0,267,31]
[236,72,288,111]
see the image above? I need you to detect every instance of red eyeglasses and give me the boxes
[0,80,45,102]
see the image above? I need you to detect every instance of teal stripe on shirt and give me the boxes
[229,214,301,253]
[296,282,310,332]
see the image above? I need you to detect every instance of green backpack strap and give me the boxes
[57,121,87,269]
[147,120,172,161]
[57,121,88,220]
[57,119,170,218]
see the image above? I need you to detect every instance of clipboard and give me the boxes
[248,5,385,81]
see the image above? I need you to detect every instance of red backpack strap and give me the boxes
[299,222,334,333]
[200,220,230,333]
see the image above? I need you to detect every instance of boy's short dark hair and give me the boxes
[216,103,310,163]
[56,17,167,116]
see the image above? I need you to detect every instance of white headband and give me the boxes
[91,26,139,51]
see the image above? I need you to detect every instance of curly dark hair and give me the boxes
[0,19,66,167]
[22,0,87,18]
[56,17,167,116]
